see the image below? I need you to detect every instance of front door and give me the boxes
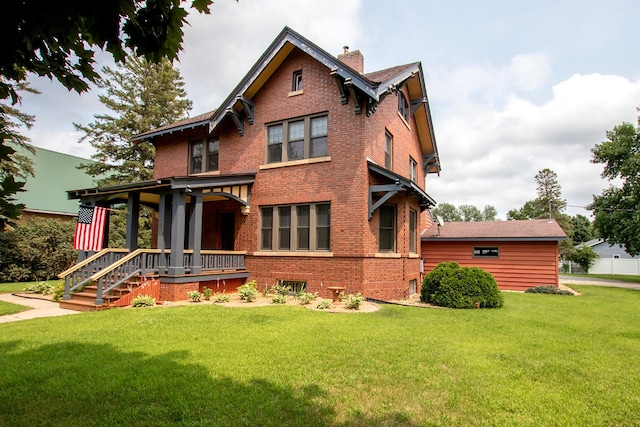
[220,212,235,250]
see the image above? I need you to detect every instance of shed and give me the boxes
[422,219,567,291]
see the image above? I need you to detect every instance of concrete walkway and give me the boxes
[0,294,80,324]
[559,275,640,290]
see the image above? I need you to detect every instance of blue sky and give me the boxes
[21,0,640,219]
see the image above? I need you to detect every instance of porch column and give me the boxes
[189,195,203,274]
[157,193,172,273]
[125,192,140,251]
[168,189,186,275]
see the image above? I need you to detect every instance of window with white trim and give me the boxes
[266,114,328,163]
[292,70,302,91]
[260,203,331,251]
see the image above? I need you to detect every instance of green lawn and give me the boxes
[0,285,639,426]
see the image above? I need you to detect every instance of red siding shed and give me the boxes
[422,220,566,291]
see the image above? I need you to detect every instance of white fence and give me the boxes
[589,258,640,275]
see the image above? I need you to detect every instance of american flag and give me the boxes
[73,206,107,252]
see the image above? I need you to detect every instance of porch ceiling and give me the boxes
[67,173,256,208]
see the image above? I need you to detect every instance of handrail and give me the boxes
[89,249,162,281]
[58,248,129,279]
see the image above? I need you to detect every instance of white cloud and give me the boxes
[428,62,640,219]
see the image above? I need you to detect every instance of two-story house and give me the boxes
[61,27,440,309]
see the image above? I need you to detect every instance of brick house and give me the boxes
[61,27,440,308]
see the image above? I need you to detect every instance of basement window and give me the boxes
[473,247,499,258]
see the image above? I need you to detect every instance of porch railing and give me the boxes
[59,249,246,305]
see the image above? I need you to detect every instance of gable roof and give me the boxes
[132,110,214,143]
[133,27,440,173]
[10,144,101,216]
[422,219,567,242]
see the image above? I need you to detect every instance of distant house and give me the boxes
[10,145,100,224]
[581,239,640,276]
[422,219,567,291]
[581,239,640,260]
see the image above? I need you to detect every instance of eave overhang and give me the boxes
[131,114,212,144]
[66,173,257,208]
[209,26,380,134]
[422,236,567,242]
[368,160,436,220]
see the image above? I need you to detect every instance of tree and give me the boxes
[76,57,192,184]
[431,203,462,222]
[459,204,483,222]
[589,120,640,256]
[0,82,38,228]
[571,214,594,244]
[569,245,598,274]
[432,203,498,222]
[507,168,573,257]
[0,0,217,228]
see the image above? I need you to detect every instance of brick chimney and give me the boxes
[338,46,364,74]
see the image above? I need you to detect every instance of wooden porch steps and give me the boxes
[59,278,152,312]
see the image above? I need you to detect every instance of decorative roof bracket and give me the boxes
[237,96,255,125]
[411,97,428,116]
[344,78,363,115]
[423,153,440,175]
[368,183,402,220]
[330,70,349,105]
[227,108,244,136]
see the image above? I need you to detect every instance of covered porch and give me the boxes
[61,173,255,308]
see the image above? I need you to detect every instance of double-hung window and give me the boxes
[260,203,331,251]
[409,157,418,182]
[190,137,219,173]
[409,209,417,253]
[379,205,396,252]
[385,131,393,169]
[266,114,328,163]
[398,92,409,121]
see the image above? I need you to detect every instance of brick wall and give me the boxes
[151,47,433,301]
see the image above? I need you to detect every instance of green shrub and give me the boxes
[297,292,318,305]
[0,218,77,282]
[188,290,202,302]
[316,299,332,310]
[568,245,599,273]
[421,262,460,303]
[525,286,574,295]
[23,281,54,295]
[213,292,230,303]
[271,294,287,304]
[238,280,258,301]
[271,284,290,296]
[131,295,156,307]
[344,292,364,310]
[421,263,503,309]
[51,284,65,302]
[202,287,213,301]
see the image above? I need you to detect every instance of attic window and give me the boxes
[292,70,302,92]
[473,247,499,258]
[398,92,409,121]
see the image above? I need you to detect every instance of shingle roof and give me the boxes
[11,144,102,216]
[132,110,215,142]
[423,219,567,241]
[363,62,420,84]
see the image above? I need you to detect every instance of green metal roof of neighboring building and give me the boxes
[11,144,101,216]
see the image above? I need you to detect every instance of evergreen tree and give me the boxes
[76,57,192,184]
[76,58,193,248]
